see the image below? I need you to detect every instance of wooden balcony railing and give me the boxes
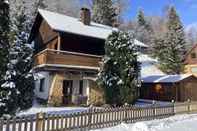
[34,49,102,70]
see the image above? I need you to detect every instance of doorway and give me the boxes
[63,80,73,105]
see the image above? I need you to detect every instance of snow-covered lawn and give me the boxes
[17,106,88,117]
[92,114,197,131]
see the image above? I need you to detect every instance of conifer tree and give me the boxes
[135,9,153,49]
[0,0,9,81]
[98,31,140,106]
[0,0,10,116]
[157,7,186,74]
[0,1,34,116]
[92,0,117,26]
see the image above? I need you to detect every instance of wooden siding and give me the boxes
[141,77,197,102]
[89,80,105,106]
[39,20,58,45]
[34,49,102,70]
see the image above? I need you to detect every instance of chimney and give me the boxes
[80,8,91,25]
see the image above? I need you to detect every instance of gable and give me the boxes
[39,20,58,44]
[185,44,197,65]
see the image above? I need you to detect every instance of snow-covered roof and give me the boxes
[134,40,148,48]
[138,54,165,77]
[34,9,148,48]
[38,9,117,40]
[142,74,193,83]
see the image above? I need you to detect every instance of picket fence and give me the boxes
[1,101,197,131]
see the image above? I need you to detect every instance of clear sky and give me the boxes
[123,0,197,27]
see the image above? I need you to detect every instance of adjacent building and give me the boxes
[141,74,197,102]
[184,44,197,75]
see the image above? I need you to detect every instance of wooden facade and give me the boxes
[184,44,197,75]
[141,76,197,102]
[30,9,106,106]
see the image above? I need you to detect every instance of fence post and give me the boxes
[171,100,175,115]
[36,112,45,131]
[88,107,93,130]
[152,100,156,118]
[187,99,191,113]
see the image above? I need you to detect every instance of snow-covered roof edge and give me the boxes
[142,74,194,83]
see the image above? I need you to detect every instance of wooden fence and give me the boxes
[1,101,197,131]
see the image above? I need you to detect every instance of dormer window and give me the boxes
[191,52,196,59]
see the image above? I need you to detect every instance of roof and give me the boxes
[142,74,194,83]
[37,9,117,40]
[29,9,148,48]
[134,40,148,48]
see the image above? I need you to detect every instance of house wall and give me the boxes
[140,83,177,101]
[184,45,197,75]
[180,77,197,101]
[141,77,197,102]
[34,20,59,53]
[88,80,105,106]
[34,71,52,100]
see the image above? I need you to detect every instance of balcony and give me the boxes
[34,49,102,71]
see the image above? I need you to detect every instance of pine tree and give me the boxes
[0,1,34,116]
[158,7,186,74]
[92,0,118,26]
[98,31,140,106]
[135,9,153,49]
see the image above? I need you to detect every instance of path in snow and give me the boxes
[92,114,197,131]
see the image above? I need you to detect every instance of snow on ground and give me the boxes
[17,99,88,117]
[17,106,88,116]
[92,114,197,131]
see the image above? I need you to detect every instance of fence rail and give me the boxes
[1,101,197,131]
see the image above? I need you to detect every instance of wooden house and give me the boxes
[141,74,197,102]
[29,8,115,106]
[29,8,148,106]
[184,44,197,75]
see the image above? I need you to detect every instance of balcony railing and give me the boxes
[34,49,102,70]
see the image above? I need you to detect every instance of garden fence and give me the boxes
[1,101,197,131]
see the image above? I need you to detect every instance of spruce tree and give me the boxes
[0,0,9,82]
[0,1,34,116]
[0,0,10,116]
[135,9,153,49]
[92,0,118,26]
[98,31,140,106]
[158,7,186,74]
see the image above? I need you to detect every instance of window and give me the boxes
[191,67,197,73]
[79,80,83,95]
[54,43,58,50]
[191,52,196,59]
[39,78,45,92]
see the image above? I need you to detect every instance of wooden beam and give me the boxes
[57,34,61,50]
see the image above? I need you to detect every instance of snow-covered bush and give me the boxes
[98,31,141,106]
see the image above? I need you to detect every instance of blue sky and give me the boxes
[123,0,197,27]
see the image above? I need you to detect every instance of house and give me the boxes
[29,8,147,106]
[184,44,197,75]
[141,74,197,102]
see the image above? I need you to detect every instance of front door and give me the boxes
[63,80,73,105]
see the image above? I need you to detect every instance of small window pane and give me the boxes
[191,67,197,73]
[191,53,196,59]
[39,78,45,92]
[79,80,83,95]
